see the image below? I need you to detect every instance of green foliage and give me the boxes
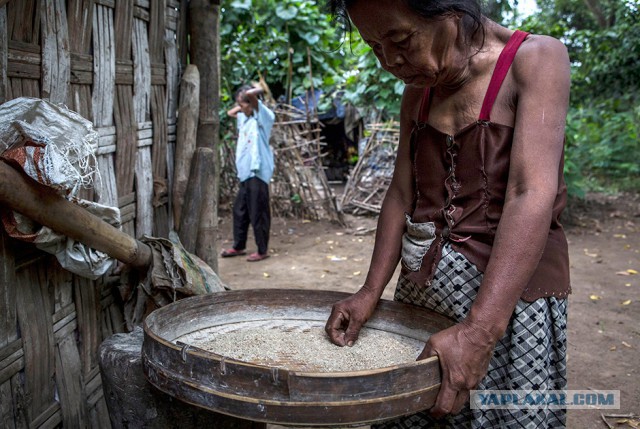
[522,0,640,195]
[484,0,516,23]
[338,37,404,119]
[523,0,639,102]
[220,0,405,120]
[220,0,343,104]
[565,96,640,193]
[574,8,639,102]
[220,0,349,149]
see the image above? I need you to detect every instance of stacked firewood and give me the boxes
[339,121,400,215]
[220,104,345,225]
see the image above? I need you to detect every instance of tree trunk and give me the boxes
[188,0,221,271]
[582,0,612,28]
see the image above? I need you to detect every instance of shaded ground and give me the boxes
[218,192,640,429]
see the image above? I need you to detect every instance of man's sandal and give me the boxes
[221,248,246,257]
[247,252,270,262]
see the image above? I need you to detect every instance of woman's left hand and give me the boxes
[419,319,499,418]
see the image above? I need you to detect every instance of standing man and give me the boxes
[222,84,275,262]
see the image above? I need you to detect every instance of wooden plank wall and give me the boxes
[0,0,184,427]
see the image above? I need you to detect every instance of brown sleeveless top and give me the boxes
[404,30,571,302]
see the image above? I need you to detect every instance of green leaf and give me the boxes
[230,0,251,10]
[300,32,320,45]
[276,4,298,20]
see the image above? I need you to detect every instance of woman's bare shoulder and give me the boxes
[512,34,570,84]
[520,34,568,58]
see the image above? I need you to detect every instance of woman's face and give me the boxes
[236,95,253,116]
[348,0,462,88]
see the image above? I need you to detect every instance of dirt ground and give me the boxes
[217,192,640,429]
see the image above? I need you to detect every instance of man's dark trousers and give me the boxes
[232,177,270,255]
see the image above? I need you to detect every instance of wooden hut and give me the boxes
[0,1,189,426]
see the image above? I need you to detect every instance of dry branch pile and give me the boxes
[220,104,344,225]
[339,121,400,215]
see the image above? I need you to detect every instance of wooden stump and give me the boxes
[178,147,214,253]
[99,327,265,429]
[173,64,200,226]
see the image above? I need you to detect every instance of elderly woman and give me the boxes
[324,0,571,427]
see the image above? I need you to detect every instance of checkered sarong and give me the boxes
[373,243,568,429]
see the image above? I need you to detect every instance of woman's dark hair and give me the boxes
[327,0,485,48]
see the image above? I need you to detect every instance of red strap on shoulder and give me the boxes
[418,87,431,123]
[479,30,529,121]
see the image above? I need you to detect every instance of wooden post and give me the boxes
[0,5,8,104]
[177,0,190,73]
[178,148,213,254]
[196,159,219,272]
[173,64,200,226]
[188,0,220,153]
[188,0,221,272]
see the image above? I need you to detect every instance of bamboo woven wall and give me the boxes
[0,0,185,427]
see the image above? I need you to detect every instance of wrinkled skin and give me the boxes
[325,285,380,347]
[325,0,570,420]
[415,319,496,416]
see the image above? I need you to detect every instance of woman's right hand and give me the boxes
[325,286,380,347]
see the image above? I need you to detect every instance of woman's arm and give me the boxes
[467,34,570,343]
[227,105,241,117]
[244,86,263,110]
[325,86,421,346]
[425,35,571,418]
